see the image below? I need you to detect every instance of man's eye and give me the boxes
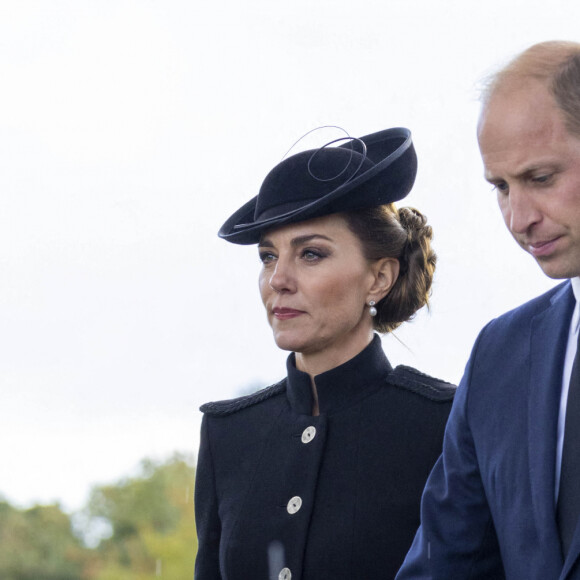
[532,174,552,184]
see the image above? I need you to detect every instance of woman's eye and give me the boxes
[302,249,326,262]
[259,252,276,264]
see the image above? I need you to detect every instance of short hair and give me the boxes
[482,41,580,137]
[343,204,436,333]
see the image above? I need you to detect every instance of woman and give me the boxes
[195,127,454,580]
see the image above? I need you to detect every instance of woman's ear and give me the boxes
[368,258,399,303]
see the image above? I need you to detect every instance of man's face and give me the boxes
[478,80,580,279]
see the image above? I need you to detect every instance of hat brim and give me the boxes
[218,127,417,245]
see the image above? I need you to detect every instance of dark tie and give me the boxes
[557,328,580,558]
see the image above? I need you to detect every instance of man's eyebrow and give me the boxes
[484,173,502,184]
[258,234,334,248]
[519,164,560,177]
[485,163,560,183]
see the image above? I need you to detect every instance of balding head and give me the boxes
[482,41,580,139]
[476,42,580,281]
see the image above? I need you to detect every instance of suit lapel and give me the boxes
[528,283,575,567]
[559,285,580,575]
[562,530,580,578]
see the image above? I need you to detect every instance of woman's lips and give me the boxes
[272,307,304,320]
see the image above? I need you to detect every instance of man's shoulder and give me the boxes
[490,280,571,328]
[471,281,573,359]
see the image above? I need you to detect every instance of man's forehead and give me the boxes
[478,82,568,157]
[480,81,555,132]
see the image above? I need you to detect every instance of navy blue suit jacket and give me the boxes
[397,281,580,580]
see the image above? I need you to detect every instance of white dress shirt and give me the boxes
[555,277,580,502]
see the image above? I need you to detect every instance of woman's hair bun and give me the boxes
[344,204,436,333]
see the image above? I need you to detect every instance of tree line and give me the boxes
[0,454,197,579]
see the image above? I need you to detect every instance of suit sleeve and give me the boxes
[194,414,222,580]
[396,331,506,579]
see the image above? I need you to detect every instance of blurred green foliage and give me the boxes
[0,501,89,580]
[0,454,197,580]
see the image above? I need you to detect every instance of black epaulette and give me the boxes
[387,365,456,402]
[200,379,287,417]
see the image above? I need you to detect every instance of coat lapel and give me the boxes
[528,283,575,569]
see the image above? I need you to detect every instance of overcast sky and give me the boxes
[1,0,579,512]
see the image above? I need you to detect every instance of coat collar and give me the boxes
[285,334,392,416]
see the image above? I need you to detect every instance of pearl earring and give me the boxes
[368,300,377,317]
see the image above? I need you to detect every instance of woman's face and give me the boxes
[258,214,394,370]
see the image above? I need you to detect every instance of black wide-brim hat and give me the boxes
[219,127,417,245]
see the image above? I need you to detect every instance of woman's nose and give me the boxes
[269,259,296,293]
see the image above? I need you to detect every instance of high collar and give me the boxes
[285,334,392,416]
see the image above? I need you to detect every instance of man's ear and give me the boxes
[368,258,400,303]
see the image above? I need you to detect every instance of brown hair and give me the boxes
[343,204,436,333]
[482,41,580,137]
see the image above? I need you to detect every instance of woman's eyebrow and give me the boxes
[258,233,333,249]
[290,234,333,247]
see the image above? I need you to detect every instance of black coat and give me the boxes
[194,336,454,580]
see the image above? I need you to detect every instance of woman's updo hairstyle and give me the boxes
[343,204,436,333]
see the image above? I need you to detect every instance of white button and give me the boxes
[301,426,316,444]
[287,496,302,514]
[279,568,292,580]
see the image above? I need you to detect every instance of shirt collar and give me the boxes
[570,277,580,334]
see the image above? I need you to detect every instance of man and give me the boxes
[396,41,580,579]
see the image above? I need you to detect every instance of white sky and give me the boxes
[1,0,578,512]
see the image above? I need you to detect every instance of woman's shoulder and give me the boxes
[386,365,456,402]
[199,379,287,417]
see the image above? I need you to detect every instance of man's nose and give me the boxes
[506,187,542,235]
